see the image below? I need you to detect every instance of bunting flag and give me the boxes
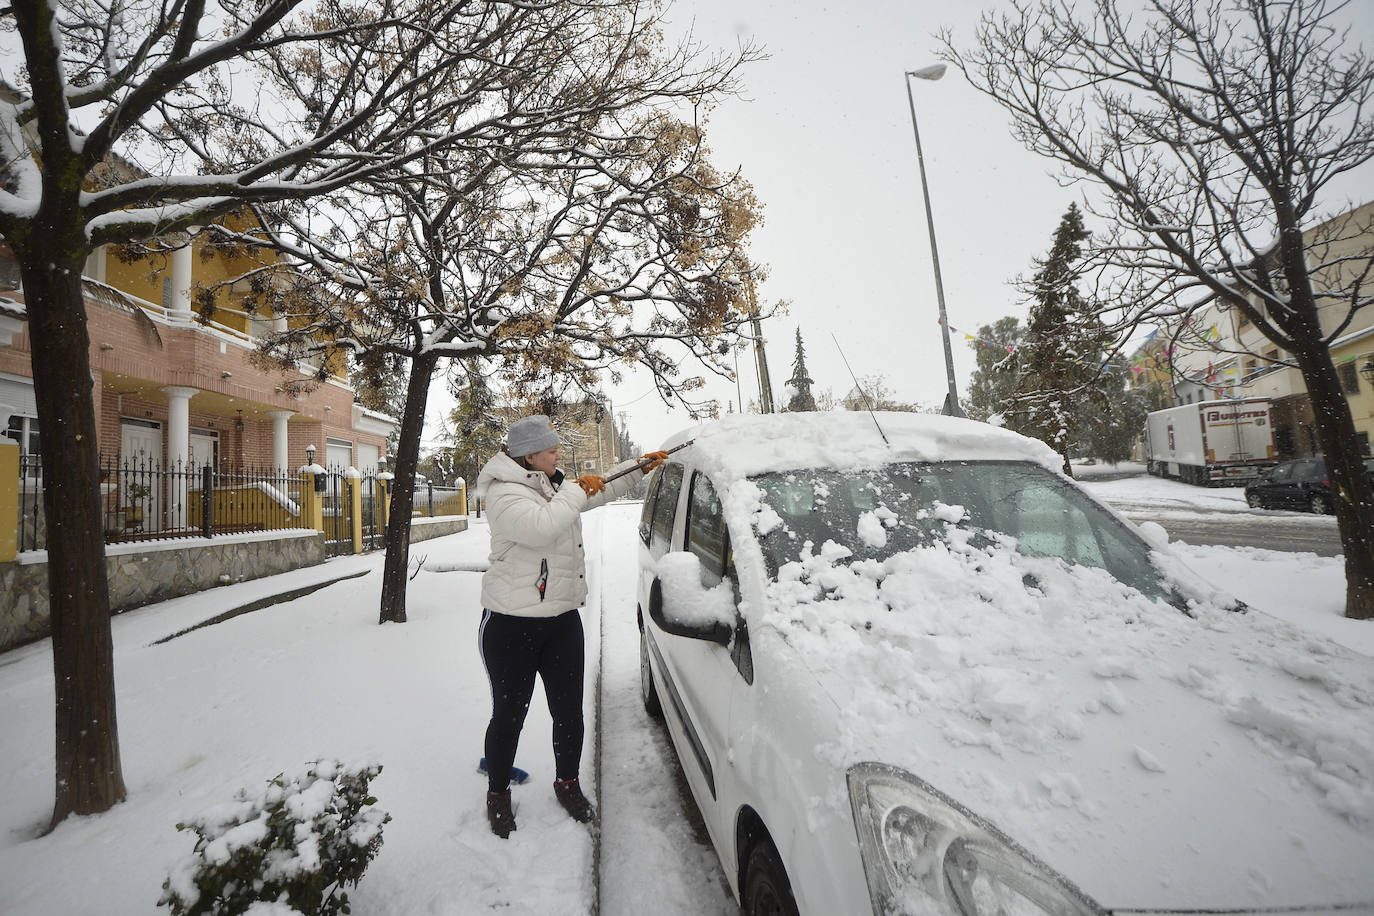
[939,317,1020,354]
[940,318,1138,368]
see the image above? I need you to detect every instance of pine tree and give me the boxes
[1006,204,1114,475]
[786,329,818,412]
[965,316,1022,423]
[1076,375,1147,464]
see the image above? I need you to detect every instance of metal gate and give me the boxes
[320,466,385,558]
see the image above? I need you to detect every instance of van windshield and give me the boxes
[750,461,1169,600]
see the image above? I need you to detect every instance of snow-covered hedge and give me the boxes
[158,760,390,916]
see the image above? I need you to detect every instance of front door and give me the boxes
[189,430,218,473]
[120,419,163,532]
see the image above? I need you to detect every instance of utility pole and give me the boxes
[747,272,776,414]
[734,350,744,417]
[596,399,605,470]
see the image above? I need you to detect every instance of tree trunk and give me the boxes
[1292,341,1374,620]
[20,253,128,827]
[1279,221,1374,620]
[378,351,441,624]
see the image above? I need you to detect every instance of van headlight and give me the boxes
[847,763,1103,916]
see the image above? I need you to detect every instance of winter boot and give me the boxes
[553,777,595,823]
[487,789,516,838]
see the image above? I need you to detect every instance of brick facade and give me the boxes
[1,284,392,471]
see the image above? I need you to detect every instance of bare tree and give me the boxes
[221,24,765,622]
[943,0,1374,618]
[2,0,701,825]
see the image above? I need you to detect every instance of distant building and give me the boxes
[1128,200,1374,459]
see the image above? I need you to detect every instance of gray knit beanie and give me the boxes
[506,414,560,457]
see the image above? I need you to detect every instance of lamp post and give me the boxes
[905,64,965,418]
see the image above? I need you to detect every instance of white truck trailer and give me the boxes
[1144,399,1277,485]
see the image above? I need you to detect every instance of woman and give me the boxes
[474,413,667,838]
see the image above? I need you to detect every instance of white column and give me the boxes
[162,386,198,527]
[0,314,22,347]
[171,239,194,322]
[268,410,294,474]
[83,245,107,283]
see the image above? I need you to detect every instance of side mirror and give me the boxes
[648,553,734,646]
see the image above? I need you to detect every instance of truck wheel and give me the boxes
[1309,493,1333,515]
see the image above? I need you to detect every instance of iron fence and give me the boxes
[412,482,466,518]
[11,457,399,556]
[17,454,42,552]
[318,465,385,558]
[14,455,306,552]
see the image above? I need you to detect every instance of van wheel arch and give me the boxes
[735,807,798,915]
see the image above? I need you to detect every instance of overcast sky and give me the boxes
[413,0,1374,456]
[593,0,1054,449]
[582,0,1374,453]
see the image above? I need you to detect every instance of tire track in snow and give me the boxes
[593,503,735,916]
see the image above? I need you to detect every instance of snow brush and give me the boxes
[600,438,695,485]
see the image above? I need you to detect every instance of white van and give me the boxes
[636,411,1374,916]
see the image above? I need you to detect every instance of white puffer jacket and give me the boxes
[475,452,646,618]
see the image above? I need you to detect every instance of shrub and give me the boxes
[159,760,390,916]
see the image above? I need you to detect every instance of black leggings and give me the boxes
[479,608,585,793]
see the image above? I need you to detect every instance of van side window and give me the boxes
[639,467,663,545]
[685,472,729,587]
[649,463,685,557]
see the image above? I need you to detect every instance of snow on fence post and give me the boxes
[300,461,326,533]
[376,469,393,536]
[344,467,363,555]
[0,439,17,563]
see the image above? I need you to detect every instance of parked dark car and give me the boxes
[1244,456,1374,514]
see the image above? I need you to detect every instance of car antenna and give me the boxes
[832,333,889,446]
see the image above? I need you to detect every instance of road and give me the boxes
[1078,471,1345,557]
[1110,508,1344,556]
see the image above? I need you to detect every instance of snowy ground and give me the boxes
[0,471,1365,915]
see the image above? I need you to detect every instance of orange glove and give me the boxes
[640,450,670,472]
[575,474,606,497]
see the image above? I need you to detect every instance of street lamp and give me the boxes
[904,64,965,418]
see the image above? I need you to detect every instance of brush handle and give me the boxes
[601,439,695,484]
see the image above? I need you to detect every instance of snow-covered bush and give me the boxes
[158,760,390,916]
